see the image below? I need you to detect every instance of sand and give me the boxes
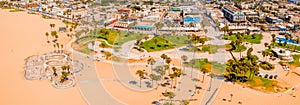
[0,9,86,105]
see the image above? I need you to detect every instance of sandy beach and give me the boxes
[0,9,86,105]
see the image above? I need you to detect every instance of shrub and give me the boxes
[259,61,274,70]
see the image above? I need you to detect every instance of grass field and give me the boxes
[159,35,189,46]
[9,9,24,12]
[185,59,225,74]
[187,45,225,54]
[140,36,174,52]
[240,75,284,93]
[226,44,247,52]
[223,34,263,44]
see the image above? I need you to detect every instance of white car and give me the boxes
[282,66,290,71]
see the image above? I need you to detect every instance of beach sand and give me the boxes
[0,9,86,105]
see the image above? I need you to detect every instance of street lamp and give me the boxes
[230,93,233,102]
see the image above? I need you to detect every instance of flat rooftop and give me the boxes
[224,6,240,13]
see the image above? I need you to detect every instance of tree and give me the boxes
[154,38,158,45]
[157,66,166,78]
[149,74,161,88]
[53,44,56,52]
[136,70,146,88]
[181,55,188,74]
[264,43,269,48]
[100,43,106,51]
[161,54,168,62]
[200,68,209,83]
[45,32,50,43]
[147,57,156,71]
[166,57,172,74]
[155,22,164,34]
[172,67,181,87]
[60,44,64,53]
[169,73,176,89]
[204,29,208,34]
[165,92,175,104]
[271,34,276,43]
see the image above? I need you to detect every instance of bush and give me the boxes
[259,61,274,70]
[204,58,208,63]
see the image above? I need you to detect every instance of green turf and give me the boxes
[223,34,263,44]
[140,36,174,52]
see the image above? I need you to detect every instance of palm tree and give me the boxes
[100,43,106,51]
[60,44,64,53]
[190,59,196,78]
[200,68,208,83]
[164,92,175,104]
[208,73,215,91]
[166,57,172,74]
[264,42,269,48]
[154,38,158,45]
[155,22,163,35]
[53,44,56,52]
[52,66,57,76]
[271,34,276,44]
[45,32,50,43]
[172,67,182,87]
[169,73,176,89]
[136,70,146,88]
[262,51,266,61]
[161,54,168,66]
[157,66,166,78]
[181,55,188,74]
[149,74,161,88]
[147,57,156,72]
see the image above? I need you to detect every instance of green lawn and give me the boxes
[271,42,300,51]
[139,35,191,52]
[62,20,78,25]
[288,55,300,66]
[98,40,113,48]
[242,75,282,93]
[186,59,208,69]
[226,44,247,52]
[113,31,147,46]
[223,34,263,44]
[159,35,189,46]
[140,36,174,52]
[91,29,146,46]
[185,59,225,74]
[187,45,225,54]
[9,9,24,12]
[211,62,226,74]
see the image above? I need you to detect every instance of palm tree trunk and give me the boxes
[191,50,196,78]
[202,74,205,83]
[151,79,153,88]
[140,78,142,88]
[170,79,173,89]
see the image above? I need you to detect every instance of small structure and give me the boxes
[58,27,67,32]
[272,48,294,62]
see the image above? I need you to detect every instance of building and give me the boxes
[221,6,246,22]
[288,0,298,4]
[272,48,293,62]
[266,16,281,23]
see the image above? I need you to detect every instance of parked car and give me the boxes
[269,75,273,79]
[274,75,278,79]
[264,74,269,78]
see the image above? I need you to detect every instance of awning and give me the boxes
[114,23,128,28]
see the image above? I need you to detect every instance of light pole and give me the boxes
[208,73,215,91]
[230,93,233,102]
